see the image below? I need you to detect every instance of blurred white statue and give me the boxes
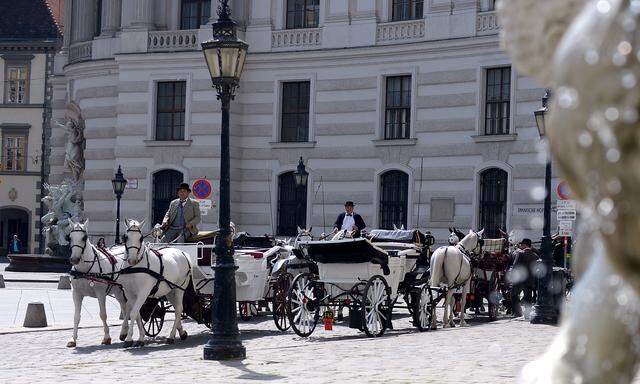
[41,182,82,254]
[500,0,640,382]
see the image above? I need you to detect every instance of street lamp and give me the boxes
[530,89,558,325]
[111,165,127,245]
[201,0,248,361]
[294,157,308,188]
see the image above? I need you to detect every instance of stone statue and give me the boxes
[41,182,82,256]
[55,102,85,181]
[499,0,640,382]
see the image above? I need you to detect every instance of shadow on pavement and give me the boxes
[221,360,287,381]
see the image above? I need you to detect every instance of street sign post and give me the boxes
[557,209,577,221]
[557,200,576,210]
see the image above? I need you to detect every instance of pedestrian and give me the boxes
[508,238,539,318]
[9,234,22,254]
[333,201,366,238]
[160,183,201,243]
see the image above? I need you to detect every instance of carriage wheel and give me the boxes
[413,285,434,332]
[202,299,213,329]
[143,298,168,337]
[403,293,414,315]
[362,275,392,337]
[286,273,320,337]
[272,273,293,331]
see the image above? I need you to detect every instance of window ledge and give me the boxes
[144,140,192,147]
[0,103,42,109]
[269,141,317,148]
[372,138,417,147]
[472,134,517,143]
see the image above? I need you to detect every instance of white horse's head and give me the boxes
[448,228,460,246]
[123,218,146,265]
[68,219,89,265]
[459,229,484,253]
[295,227,313,246]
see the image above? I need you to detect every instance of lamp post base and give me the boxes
[530,304,558,325]
[203,337,246,360]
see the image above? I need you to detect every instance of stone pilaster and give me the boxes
[62,0,73,51]
[71,0,96,42]
[100,0,122,37]
[122,0,154,30]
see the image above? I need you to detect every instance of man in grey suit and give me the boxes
[160,183,201,243]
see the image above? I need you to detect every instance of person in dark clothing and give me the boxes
[333,201,366,238]
[508,238,539,318]
[9,234,22,254]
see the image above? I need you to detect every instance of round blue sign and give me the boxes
[192,179,212,199]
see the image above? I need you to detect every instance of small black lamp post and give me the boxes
[111,165,127,245]
[293,157,309,188]
[201,0,248,361]
[530,89,559,325]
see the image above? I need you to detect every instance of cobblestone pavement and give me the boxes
[0,310,557,384]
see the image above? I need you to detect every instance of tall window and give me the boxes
[484,67,511,135]
[385,76,411,140]
[156,81,186,141]
[479,0,496,12]
[2,135,26,171]
[286,0,320,29]
[96,0,103,35]
[277,172,307,236]
[152,170,184,226]
[5,65,28,104]
[392,0,424,21]
[181,0,211,29]
[479,168,508,238]
[379,170,409,230]
[281,81,310,142]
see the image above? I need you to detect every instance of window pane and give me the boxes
[484,67,511,135]
[385,76,412,139]
[156,81,186,140]
[281,81,310,142]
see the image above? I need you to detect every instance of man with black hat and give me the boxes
[160,183,201,243]
[508,238,539,318]
[333,201,366,237]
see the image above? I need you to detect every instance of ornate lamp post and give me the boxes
[530,89,559,325]
[111,165,127,245]
[201,0,248,361]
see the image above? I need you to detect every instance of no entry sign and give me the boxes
[192,179,212,200]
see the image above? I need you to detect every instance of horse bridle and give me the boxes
[123,227,147,262]
[67,229,89,254]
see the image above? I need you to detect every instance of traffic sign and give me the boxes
[557,181,573,200]
[557,209,577,221]
[557,200,576,210]
[197,199,213,216]
[559,228,573,236]
[192,179,212,200]
[558,221,573,230]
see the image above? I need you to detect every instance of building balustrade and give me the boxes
[376,19,425,44]
[271,28,322,50]
[148,29,199,52]
[476,10,500,35]
[68,41,93,63]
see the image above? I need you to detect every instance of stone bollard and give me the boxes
[23,302,48,328]
[57,275,71,290]
[0,274,5,288]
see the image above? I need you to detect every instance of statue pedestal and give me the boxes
[6,254,71,273]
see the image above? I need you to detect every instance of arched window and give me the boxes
[277,172,307,236]
[379,170,409,230]
[152,170,184,226]
[479,168,508,238]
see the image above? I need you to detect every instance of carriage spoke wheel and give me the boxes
[362,275,391,338]
[413,285,434,332]
[143,298,167,337]
[286,273,320,337]
[272,273,293,331]
[404,293,414,315]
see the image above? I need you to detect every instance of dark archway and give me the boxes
[277,171,307,236]
[152,169,184,226]
[379,170,409,230]
[479,168,508,238]
[0,207,29,255]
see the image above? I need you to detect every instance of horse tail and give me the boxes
[430,247,445,287]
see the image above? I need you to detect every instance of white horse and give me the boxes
[120,219,192,347]
[66,219,129,347]
[429,229,484,328]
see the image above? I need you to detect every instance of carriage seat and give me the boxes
[368,229,435,246]
[188,230,218,243]
[302,239,390,275]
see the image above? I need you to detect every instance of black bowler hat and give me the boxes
[177,183,191,192]
[344,201,355,207]
[519,238,532,247]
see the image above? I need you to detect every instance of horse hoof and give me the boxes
[119,334,127,342]
[166,338,175,345]
[66,341,76,348]
[102,338,112,345]
[122,340,133,348]
[180,331,188,341]
[134,341,145,348]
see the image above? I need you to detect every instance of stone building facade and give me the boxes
[50,0,555,243]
